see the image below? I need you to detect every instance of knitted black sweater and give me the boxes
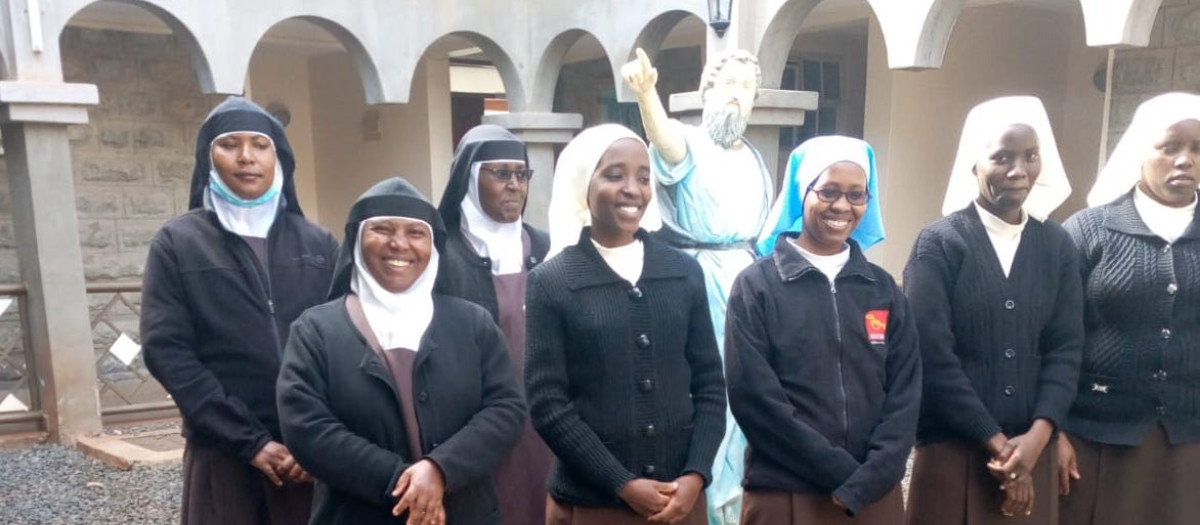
[524,228,726,509]
[1063,191,1200,446]
[903,206,1083,446]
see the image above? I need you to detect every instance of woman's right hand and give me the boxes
[391,459,446,525]
[999,474,1034,517]
[984,432,1010,481]
[618,478,677,517]
[1056,433,1081,496]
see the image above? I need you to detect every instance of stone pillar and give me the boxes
[0,81,102,444]
[667,89,818,187]
[481,112,583,230]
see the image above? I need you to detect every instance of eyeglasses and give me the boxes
[480,167,534,183]
[805,180,871,205]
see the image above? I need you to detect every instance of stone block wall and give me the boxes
[1110,0,1200,151]
[58,27,224,284]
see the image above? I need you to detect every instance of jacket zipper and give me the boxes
[230,233,281,352]
[829,279,849,447]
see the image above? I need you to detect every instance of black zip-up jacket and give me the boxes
[142,210,337,462]
[141,97,338,463]
[725,236,920,516]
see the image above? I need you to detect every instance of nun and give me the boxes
[727,135,919,525]
[141,97,338,525]
[434,124,552,525]
[902,96,1083,525]
[277,177,525,525]
[1059,92,1200,525]
[526,124,725,525]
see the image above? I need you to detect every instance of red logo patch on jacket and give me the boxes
[865,310,888,344]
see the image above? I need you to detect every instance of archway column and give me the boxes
[481,111,583,230]
[0,80,102,444]
[667,88,818,185]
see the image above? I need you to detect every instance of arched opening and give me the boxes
[551,13,706,134]
[772,0,873,169]
[415,32,519,205]
[247,16,387,234]
[57,0,225,419]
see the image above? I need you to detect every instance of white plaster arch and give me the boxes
[1078,0,1162,47]
[416,31,527,111]
[612,9,708,102]
[755,0,824,88]
[55,0,218,90]
[530,28,614,112]
[246,15,387,105]
[865,0,963,70]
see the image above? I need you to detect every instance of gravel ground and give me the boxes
[0,445,181,525]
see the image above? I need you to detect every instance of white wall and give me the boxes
[308,53,453,239]
[864,3,1105,275]
[247,47,321,221]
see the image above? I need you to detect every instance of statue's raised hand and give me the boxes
[621,48,658,97]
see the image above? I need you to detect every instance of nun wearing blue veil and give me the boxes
[727,136,920,525]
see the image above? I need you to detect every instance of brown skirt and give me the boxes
[1060,424,1200,525]
[182,440,313,525]
[906,439,1057,525]
[545,493,707,525]
[741,486,904,525]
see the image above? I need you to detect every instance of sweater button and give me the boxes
[644,424,656,437]
[642,465,657,476]
[1162,328,1172,340]
[1168,283,1178,295]
[1004,348,1016,359]
[637,334,651,348]
[1004,300,1015,310]
[1157,405,1167,416]
[1154,369,1168,381]
[417,391,429,403]
[1003,385,1016,396]
[480,258,491,268]
[1162,245,1172,254]
[629,286,644,300]
[638,379,654,393]
[528,256,538,266]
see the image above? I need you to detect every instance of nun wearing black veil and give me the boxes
[277,177,526,525]
[435,124,552,525]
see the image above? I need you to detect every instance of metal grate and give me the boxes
[0,285,36,421]
[88,282,172,413]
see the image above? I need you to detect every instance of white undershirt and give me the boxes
[591,238,644,285]
[974,202,1027,278]
[790,239,851,282]
[1133,186,1197,244]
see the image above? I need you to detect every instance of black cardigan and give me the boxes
[903,206,1083,446]
[141,208,337,462]
[277,295,526,525]
[726,236,921,516]
[434,224,549,321]
[1063,191,1200,446]
[524,228,726,509]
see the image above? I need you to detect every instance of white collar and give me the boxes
[974,201,1028,241]
[1133,186,1196,244]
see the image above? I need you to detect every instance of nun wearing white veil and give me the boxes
[526,124,724,525]
[904,96,1083,525]
[1059,92,1200,525]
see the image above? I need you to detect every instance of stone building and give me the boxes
[0,0,1185,442]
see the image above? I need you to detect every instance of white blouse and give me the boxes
[1133,186,1196,244]
[591,238,645,285]
[974,202,1027,278]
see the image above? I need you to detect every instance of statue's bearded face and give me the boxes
[702,60,757,148]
